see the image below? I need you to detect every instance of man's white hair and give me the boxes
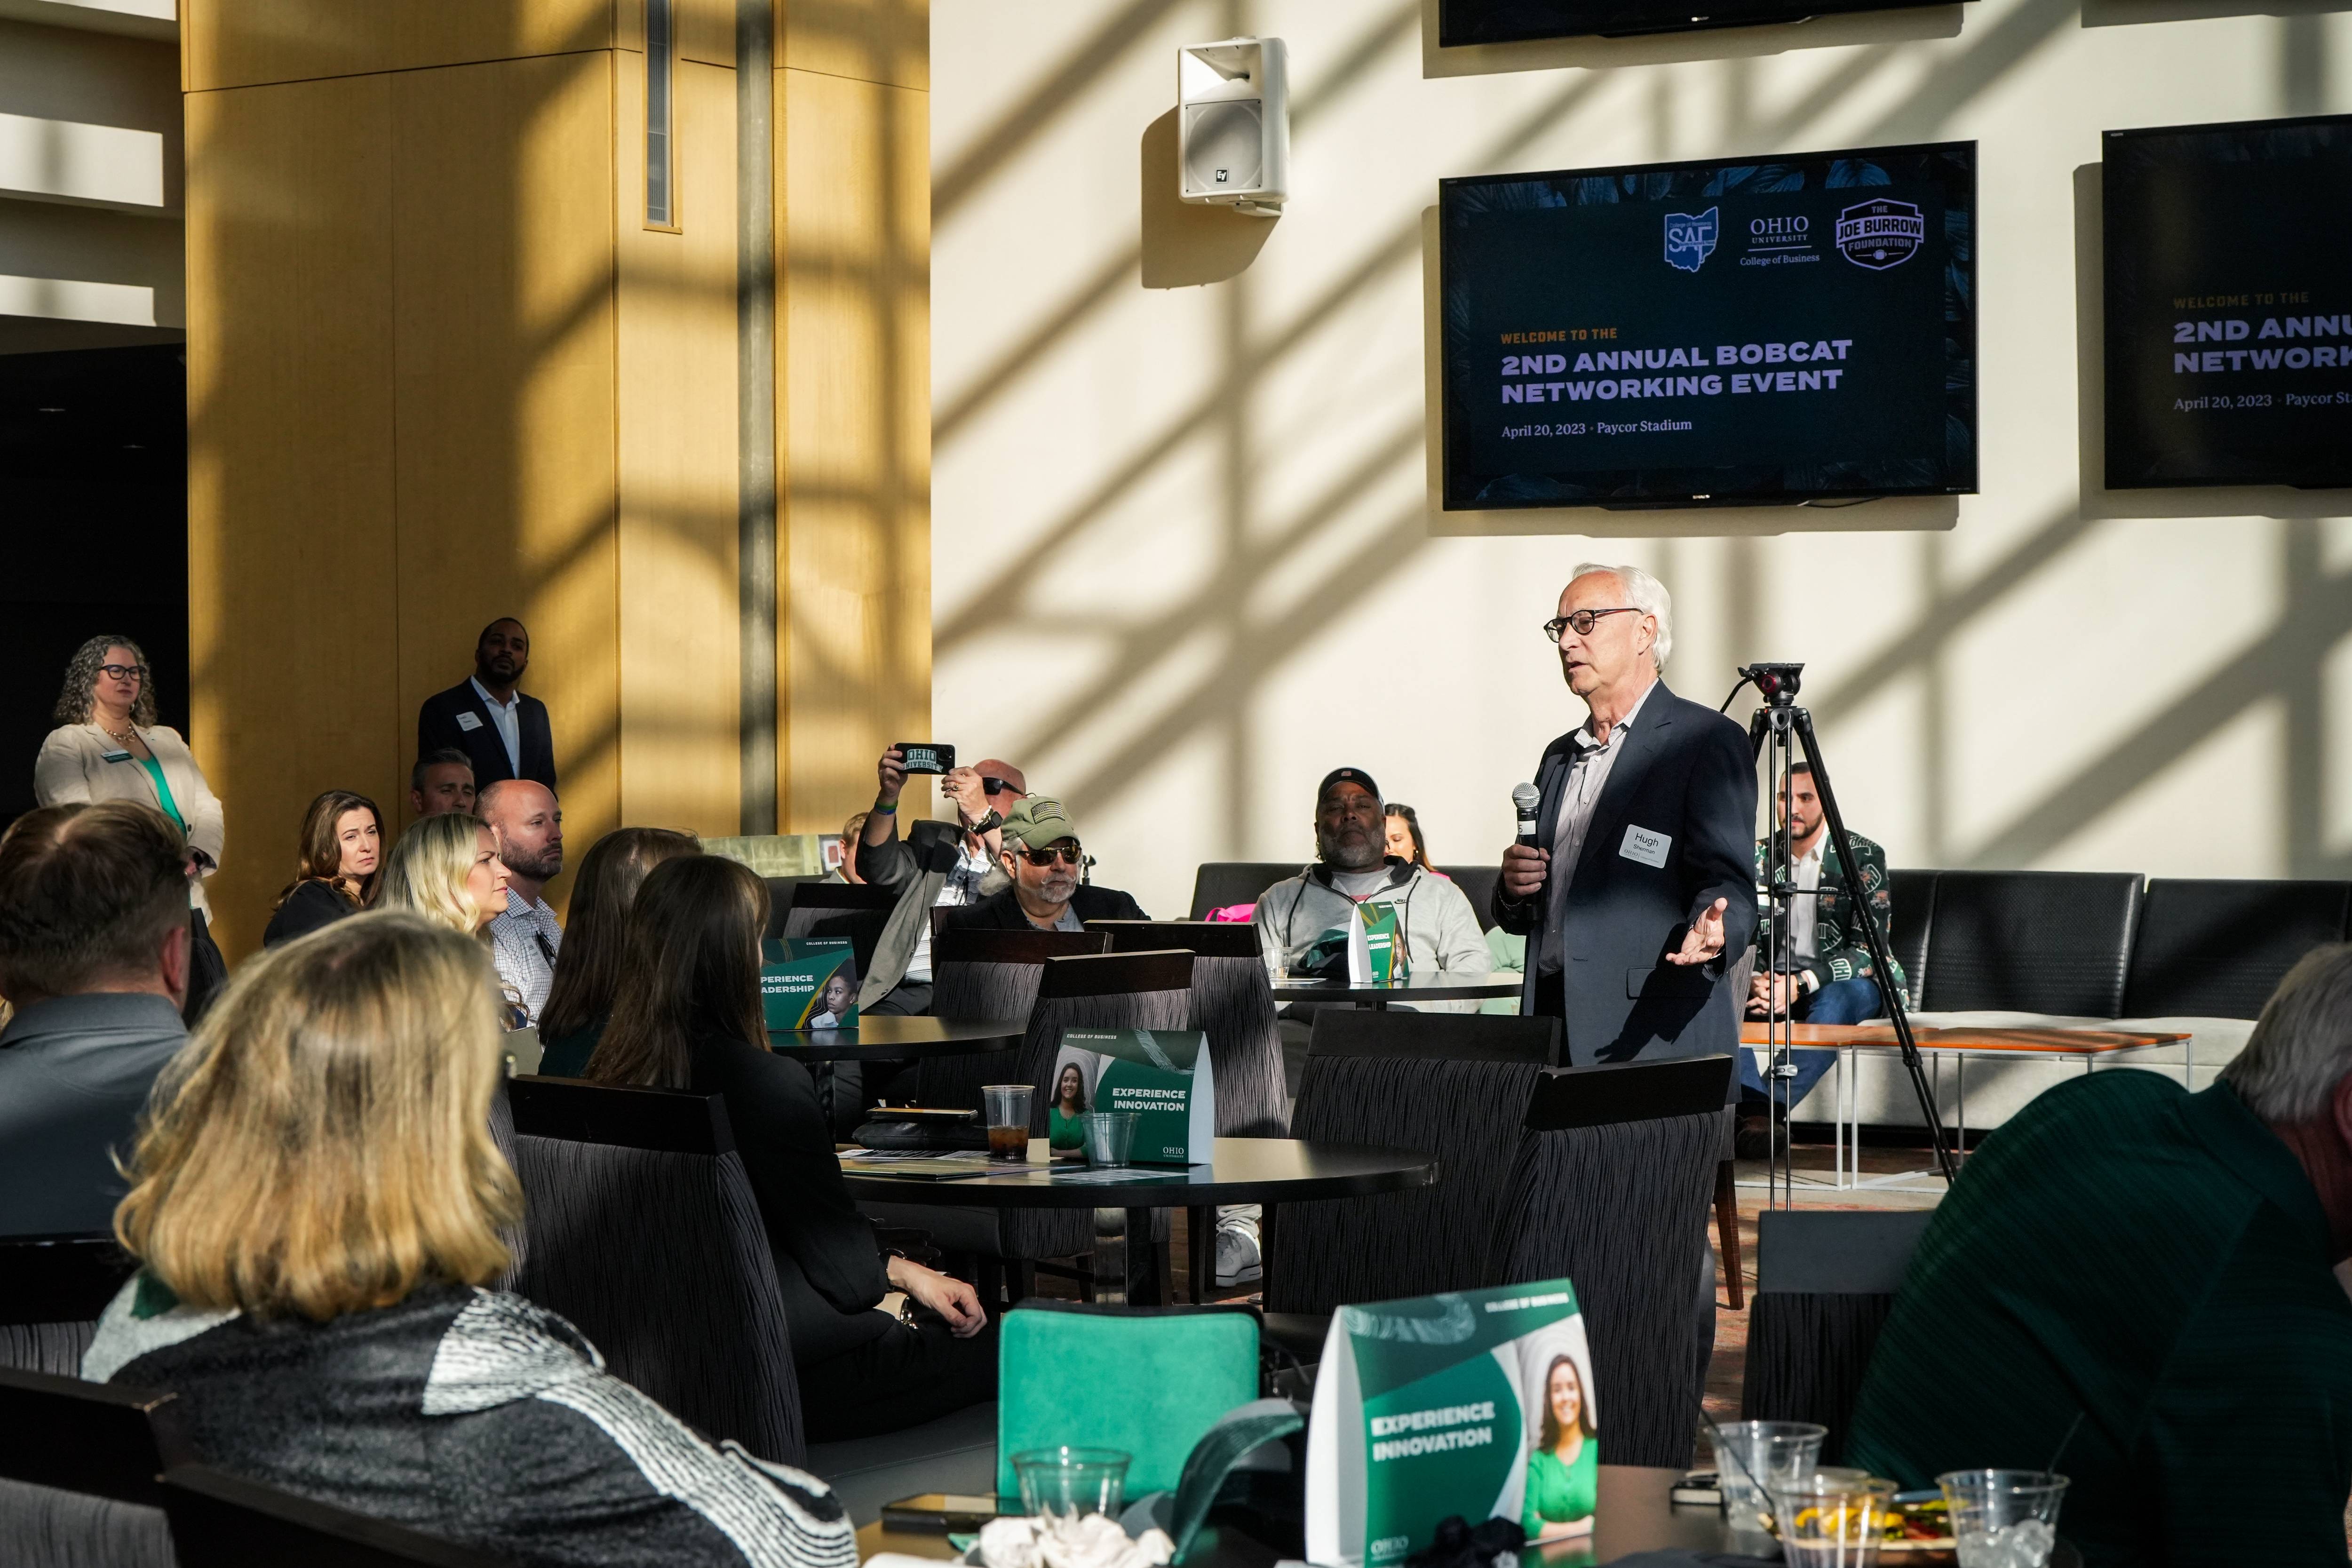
[1571,562,1674,672]
[2220,944,2352,1122]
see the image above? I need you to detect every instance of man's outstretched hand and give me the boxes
[1665,897,1729,966]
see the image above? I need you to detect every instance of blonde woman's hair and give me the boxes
[378,811,493,934]
[114,912,519,1321]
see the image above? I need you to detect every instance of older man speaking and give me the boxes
[1493,562,1756,1065]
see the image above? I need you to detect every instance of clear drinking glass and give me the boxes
[1938,1470,2069,1568]
[1010,1446,1131,1521]
[1710,1419,1827,1534]
[1081,1110,1139,1167]
[983,1084,1033,1162]
[1771,1472,1893,1568]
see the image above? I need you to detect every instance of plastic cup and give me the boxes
[1010,1446,1130,1521]
[1082,1110,1139,1167]
[983,1084,1033,1162]
[1771,1471,1893,1567]
[1938,1470,2069,1568]
[1710,1419,1827,1534]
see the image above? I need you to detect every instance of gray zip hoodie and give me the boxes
[1252,859,1493,1013]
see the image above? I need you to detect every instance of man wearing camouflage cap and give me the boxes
[938,797,1149,933]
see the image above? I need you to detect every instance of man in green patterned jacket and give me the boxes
[1743,761,1904,1116]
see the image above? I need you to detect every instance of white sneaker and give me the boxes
[1214,1226,1262,1288]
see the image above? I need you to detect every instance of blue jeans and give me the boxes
[1740,977,1883,1106]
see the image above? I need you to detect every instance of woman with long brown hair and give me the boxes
[262,790,384,947]
[87,912,858,1565]
[535,826,700,1076]
[585,854,996,1439]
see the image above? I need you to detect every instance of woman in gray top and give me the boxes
[89,911,858,1568]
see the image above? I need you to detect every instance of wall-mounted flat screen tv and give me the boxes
[1439,0,1969,45]
[2103,113,2352,491]
[1438,142,1977,511]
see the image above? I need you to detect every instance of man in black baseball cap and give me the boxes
[1237,765,1491,1286]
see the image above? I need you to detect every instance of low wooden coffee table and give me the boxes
[1738,1021,2190,1190]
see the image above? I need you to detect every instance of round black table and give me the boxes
[842,1137,1436,1305]
[1268,979,1521,1010]
[764,1015,1025,1061]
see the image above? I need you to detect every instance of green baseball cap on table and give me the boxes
[1001,797,1081,850]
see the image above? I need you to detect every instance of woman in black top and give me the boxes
[537,827,700,1076]
[584,855,994,1440]
[261,790,383,946]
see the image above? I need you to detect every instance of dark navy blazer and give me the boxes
[1493,680,1757,1066]
[417,679,557,790]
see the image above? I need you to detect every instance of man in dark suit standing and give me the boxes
[1494,563,1756,1066]
[416,618,557,792]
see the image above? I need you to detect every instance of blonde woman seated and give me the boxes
[87,913,858,1568]
[377,811,508,935]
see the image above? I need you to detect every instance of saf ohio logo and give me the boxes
[1834,198,1925,270]
[1663,207,1719,273]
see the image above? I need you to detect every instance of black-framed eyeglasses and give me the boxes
[1542,607,1640,642]
[982,776,1022,796]
[1017,844,1083,867]
[99,663,148,682]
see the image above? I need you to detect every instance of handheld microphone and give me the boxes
[1512,783,1541,848]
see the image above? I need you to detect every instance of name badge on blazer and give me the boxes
[100,749,134,764]
[1620,824,1671,868]
[455,711,484,732]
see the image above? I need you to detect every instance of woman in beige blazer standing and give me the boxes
[36,634,229,1017]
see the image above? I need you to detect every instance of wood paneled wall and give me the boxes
[775,0,931,836]
[185,0,929,952]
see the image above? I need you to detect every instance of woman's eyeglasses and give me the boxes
[1541,607,1640,642]
[1017,844,1083,867]
[99,663,149,682]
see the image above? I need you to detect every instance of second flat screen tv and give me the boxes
[1438,142,1977,511]
[1441,0,1967,45]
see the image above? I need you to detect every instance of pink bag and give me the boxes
[1204,902,1255,923]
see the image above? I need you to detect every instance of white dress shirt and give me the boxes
[469,676,524,778]
[1541,678,1659,973]
[488,888,563,1025]
[1788,836,1826,962]
[901,840,996,984]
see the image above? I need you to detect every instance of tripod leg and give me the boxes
[1788,708,1956,1183]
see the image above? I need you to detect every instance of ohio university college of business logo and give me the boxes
[1835,198,1925,269]
[1663,207,1719,273]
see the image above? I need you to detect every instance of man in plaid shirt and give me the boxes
[480,780,564,1026]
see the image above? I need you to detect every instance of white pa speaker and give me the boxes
[1178,37,1288,217]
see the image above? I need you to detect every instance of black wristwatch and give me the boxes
[970,809,1004,835]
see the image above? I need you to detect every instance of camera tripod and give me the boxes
[1726,663,1955,1206]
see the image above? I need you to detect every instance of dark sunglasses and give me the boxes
[982,776,1022,796]
[1016,844,1083,867]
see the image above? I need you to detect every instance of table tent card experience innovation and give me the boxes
[1050,1028,1217,1164]
[761,937,860,1030]
[1307,1281,1598,1567]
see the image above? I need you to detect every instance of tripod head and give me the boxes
[1722,662,1806,712]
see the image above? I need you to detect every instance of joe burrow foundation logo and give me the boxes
[1663,207,1719,273]
[1835,198,1925,269]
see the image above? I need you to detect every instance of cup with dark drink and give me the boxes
[983,1084,1034,1162]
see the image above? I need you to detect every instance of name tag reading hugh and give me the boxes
[1620,824,1671,868]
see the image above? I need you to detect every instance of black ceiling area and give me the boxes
[0,343,190,830]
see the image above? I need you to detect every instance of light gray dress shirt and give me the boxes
[488,888,563,1025]
[1541,679,1659,973]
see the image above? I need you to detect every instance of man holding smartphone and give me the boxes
[855,746,1029,1014]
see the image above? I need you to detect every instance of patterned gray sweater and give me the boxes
[86,1275,858,1568]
